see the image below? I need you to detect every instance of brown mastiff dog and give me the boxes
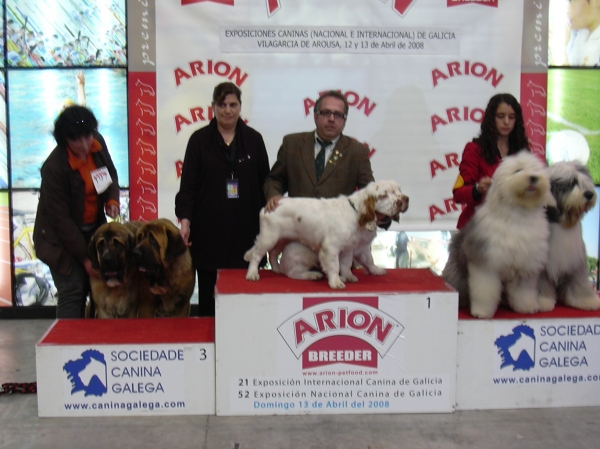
[132,218,195,317]
[87,221,144,318]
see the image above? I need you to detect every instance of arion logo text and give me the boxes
[278,297,404,369]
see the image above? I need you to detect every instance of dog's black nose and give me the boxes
[102,253,116,263]
[585,191,594,201]
[530,176,538,184]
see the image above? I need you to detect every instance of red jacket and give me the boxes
[453,142,501,229]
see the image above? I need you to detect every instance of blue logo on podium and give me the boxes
[63,349,108,396]
[494,325,536,371]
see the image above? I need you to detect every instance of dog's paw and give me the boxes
[245,271,260,281]
[283,268,323,280]
[341,273,358,283]
[566,294,600,311]
[470,309,495,319]
[470,302,497,319]
[507,290,541,315]
[538,295,556,312]
[329,278,346,289]
[368,266,386,276]
[510,303,539,315]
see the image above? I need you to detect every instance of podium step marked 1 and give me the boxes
[215,268,459,416]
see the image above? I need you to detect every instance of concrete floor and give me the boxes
[1,319,600,449]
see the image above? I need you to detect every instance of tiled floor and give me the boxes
[1,319,599,449]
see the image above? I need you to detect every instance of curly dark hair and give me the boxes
[473,93,530,165]
[53,106,98,147]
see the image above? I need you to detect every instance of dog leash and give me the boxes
[0,382,37,396]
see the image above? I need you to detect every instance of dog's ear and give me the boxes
[88,234,101,270]
[358,196,377,230]
[545,205,560,223]
[165,226,188,262]
[127,228,137,252]
[544,190,557,209]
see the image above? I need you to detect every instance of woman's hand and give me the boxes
[476,177,492,194]
[180,219,192,247]
[83,259,99,278]
[105,203,120,219]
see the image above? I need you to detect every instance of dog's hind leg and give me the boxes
[245,233,279,281]
[319,244,345,289]
[245,213,283,281]
[468,264,502,318]
[506,275,540,314]
[562,271,600,310]
[353,246,385,276]
[339,249,358,283]
[245,246,264,281]
[279,243,323,280]
[537,272,557,312]
[285,264,324,281]
[268,239,287,273]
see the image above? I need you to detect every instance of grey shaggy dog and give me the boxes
[442,151,553,318]
[538,161,600,311]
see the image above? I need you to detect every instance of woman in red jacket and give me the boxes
[453,93,531,229]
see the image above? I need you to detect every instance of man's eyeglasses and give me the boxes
[316,109,346,120]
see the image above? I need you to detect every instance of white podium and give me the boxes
[215,268,458,416]
[36,318,215,417]
[456,306,600,410]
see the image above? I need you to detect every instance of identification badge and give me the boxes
[90,167,113,194]
[227,178,239,199]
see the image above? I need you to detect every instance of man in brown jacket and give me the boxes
[263,90,374,211]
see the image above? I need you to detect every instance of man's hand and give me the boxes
[264,195,283,213]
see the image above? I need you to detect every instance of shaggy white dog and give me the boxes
[244,180,409,289]
[442,151,554,318]
[538,161,600,311]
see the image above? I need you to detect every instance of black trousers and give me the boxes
[196,269,217,317]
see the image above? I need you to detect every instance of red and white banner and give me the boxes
[128,0,548,230]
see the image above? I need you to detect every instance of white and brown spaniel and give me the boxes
[244,180,409,289]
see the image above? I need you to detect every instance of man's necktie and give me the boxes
[315,139,331,181]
